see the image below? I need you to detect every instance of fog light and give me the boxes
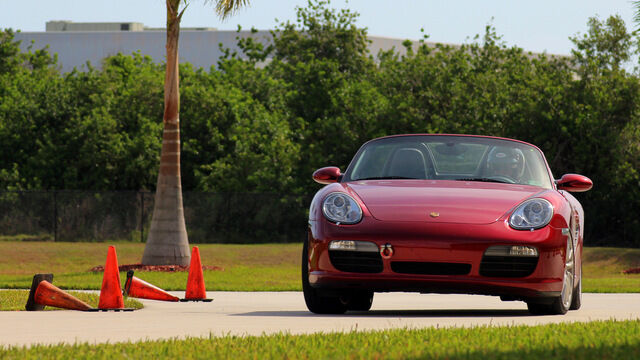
[329,240,378,252]
[485,245,538,257]
[509,245,538,257]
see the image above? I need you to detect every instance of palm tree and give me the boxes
[142,0,249,265]
[634,1,640,31]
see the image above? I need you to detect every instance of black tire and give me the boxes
[346,291,374,311]
[302,238,347,314]
[570,267,582,311]
[527,238,575,315]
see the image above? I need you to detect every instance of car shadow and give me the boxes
[232,309,532,318]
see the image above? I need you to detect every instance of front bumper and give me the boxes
[307,217,568,299]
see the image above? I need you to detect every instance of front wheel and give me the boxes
[570,264,582,311]
[527,237,575,315]
[302,238,347,314]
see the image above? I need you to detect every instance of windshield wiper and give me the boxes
[454,177,512,184]
[355,176,420,180]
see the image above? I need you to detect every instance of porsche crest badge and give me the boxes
[429,212,440,218]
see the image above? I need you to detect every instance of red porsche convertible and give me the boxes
[304,134,592,315]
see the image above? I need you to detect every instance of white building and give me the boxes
[15,21,417,73]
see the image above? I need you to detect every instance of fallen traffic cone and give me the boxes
[123,270,179,302]
[25,273,92,311]
[94,245,133,311]
[181,246,212,302]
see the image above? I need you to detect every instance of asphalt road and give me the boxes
[2,292,640,347]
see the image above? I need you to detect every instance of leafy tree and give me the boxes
[1,2,639,246]
[260,0,379,194]
[570,15,632,73]
[180,57,299,194]
[64,53,164,191]
[0,29,57,74]
[0,29,21,74]
[0,29,62,190]
[566,15,640,244]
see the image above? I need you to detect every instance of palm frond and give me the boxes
[210,0,250,20]
[633,1,640,31]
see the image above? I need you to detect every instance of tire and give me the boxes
[527,237,575,315]
[570,265,582,311]
[346,291,374,311]
[302,238,347,314]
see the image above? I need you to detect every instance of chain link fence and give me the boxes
[0,191,312,243]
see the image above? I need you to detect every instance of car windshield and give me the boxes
[344,135,553,188]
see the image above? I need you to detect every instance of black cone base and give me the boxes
[25,273,54,311]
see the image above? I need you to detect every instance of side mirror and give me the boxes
[556,174,593,192]
[313,167,342,184]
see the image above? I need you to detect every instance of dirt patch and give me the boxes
[623,267,640,274]
[89,264,223,273]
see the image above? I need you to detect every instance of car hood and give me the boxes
[347,180,545,224]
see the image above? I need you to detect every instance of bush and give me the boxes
[0,3,638,245]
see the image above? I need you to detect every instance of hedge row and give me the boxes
[1,1,638,245]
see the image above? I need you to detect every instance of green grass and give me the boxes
[0,289,143,311]
[0,320,639,359]
[0,234,53,242]
[0,241,638,292]
[582,247,640,292]
[0,242,300,291]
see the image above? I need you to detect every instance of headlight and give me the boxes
[322,193,362,224]
[509,198,553,230]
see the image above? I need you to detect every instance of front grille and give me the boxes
[329,250,383,273]
[479,255,538,278]
[391,261,471,275]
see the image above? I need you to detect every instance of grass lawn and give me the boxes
[0,242,300,291]
[0,241,638,292]
[1,320,639,359]
[0,289,143,311]
[582,247,640,293]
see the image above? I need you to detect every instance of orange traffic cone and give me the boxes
[95,245,133,311]
[181,246,212,302]
[124,270,179,302]
[25,274,92,311]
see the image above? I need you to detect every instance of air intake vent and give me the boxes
[479,255,538,278]
[329,250,383,273]
[391,261,471,275]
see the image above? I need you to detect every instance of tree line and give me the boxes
[1,1,639,246]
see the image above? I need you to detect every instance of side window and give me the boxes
[521,148,550,187]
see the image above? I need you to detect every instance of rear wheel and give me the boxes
[302,238,347,314]
[527,237,575,315]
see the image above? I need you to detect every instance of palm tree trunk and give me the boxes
[142,0,190,265]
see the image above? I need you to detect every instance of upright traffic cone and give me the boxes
[25,274,92,311]
[181,246,212,302]
[124,270,179,302]
[96,245,130,311]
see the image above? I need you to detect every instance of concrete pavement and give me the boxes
[1,292,639,347]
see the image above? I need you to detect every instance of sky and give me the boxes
[0,0,637,56]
